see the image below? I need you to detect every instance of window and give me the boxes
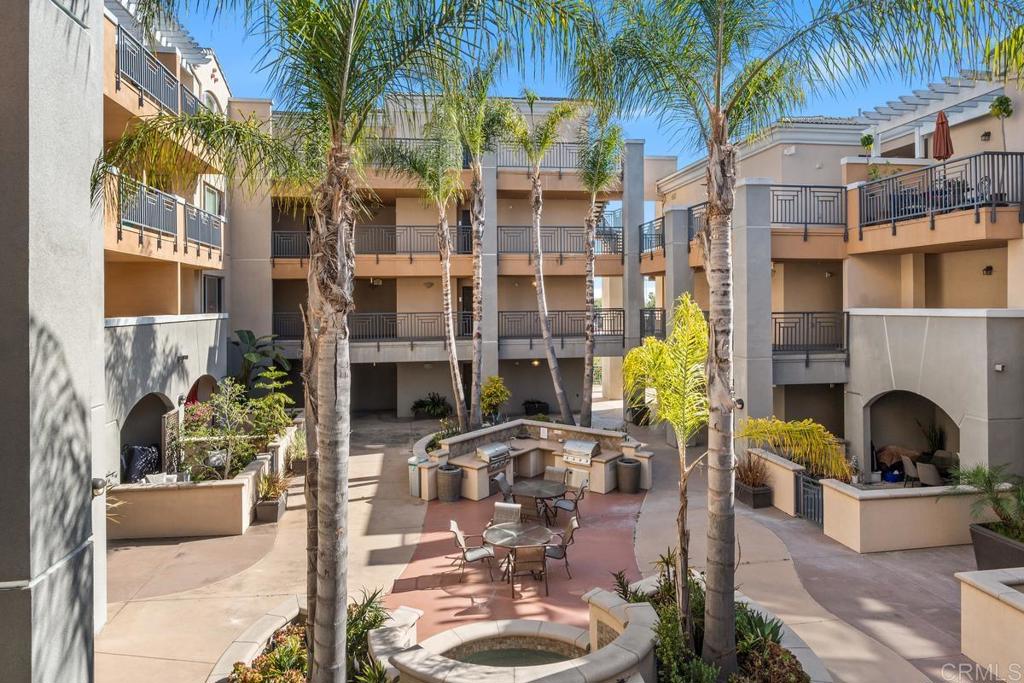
[204,92,223,114]
[203,275,224,313]
[203,184,223,216]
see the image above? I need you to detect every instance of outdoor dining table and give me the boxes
[510,479,567,524]
[482,522,555,596]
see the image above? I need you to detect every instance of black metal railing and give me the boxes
[116,26,179,112]
[348,312,472,341]
[273,312,305,340]
[184,205,223,248]
[639,217,664,254]
[497,225,623,255]
[119,178,178,236]
[640,308,666,338]
[495,142,583,171]
[771,185,847,239]
[859,151,1024,233]
[771,311,848,353]
[688,202,707,243]
[180,85,204,116]
[354,225,472,255]
[272,231,310,258]
[498,309,625,339]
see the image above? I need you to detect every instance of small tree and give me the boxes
[230,330,291,389]
[249,366,295,450]
[859,133,874,154]
[990,95,1014,151]
[480,375,512,421]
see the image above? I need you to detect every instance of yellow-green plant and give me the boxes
[623,292,708,650]
[480,375,511,420]
[739,417,853,482]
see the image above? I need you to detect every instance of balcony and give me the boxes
[495,142,584,171]
[640,308,666,338]
[851,152,1024,254]
[275,311,473,342]
[110,176,224,264]
[113,25,209,116]
[639,217,664,255]
[771,311,849,386]
[499,309,624,340]
[497,225,623,256]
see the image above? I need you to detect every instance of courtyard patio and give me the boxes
[96,406,985,683]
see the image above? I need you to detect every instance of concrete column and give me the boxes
[733,179,774,424]
[602,277,624,400]
[227,99,274,344]
[622,140,645,350]
[481,152,499,380]
[0,0,106,679]
[1007,238,1024,307]
[662,206,695,317]
[913,128,925,158]
[899,253,926,307]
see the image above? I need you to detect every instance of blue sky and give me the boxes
[185,9,918,166]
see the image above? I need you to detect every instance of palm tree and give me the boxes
[575,115,623,427]
[584,0,1019,672]
[96,0,575,678]
[372,134,469,430]
[507,92,580,424]
[434,53,519,428]
[623,293,708,649]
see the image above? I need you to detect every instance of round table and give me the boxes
[510,479,567,501]
[482,522,555,549]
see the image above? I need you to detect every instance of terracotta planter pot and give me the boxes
[737,482,772,509]
[970,523,1024,570]
[256,492,288,523]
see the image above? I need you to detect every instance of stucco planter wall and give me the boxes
[749,448,803,516]
[956,568,1024,681]
[108,455,270,539]
[820,479,996,553]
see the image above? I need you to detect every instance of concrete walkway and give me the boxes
[96,414,429,683]
[631,422,976,683]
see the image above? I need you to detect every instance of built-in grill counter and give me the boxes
[416,419,655,501]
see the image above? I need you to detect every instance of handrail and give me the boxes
[639,217,664,254]
[180,85,205,116]
[498,309,625,339]
[688,203,707,245]
[640,308,666,338]
[771,311,848,353]
[184,203,223,248]
[116,26,179,113]
[495,142,584,170]
[497,225,623,255]
[349,312,472,341]
[354,224,472,255]
[119,177,178,237]
[858,151,1024,231]
[272,231,310,259]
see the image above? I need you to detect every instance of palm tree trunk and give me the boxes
[701,115,738,678]
[580,193,597,426]
[469,160,485,428]
[530,167,575,425]
[300,292,320,675]
[676,446,694,653]
[439,210,469,430]
[309,144,356,683]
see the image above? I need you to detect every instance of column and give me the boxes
[1006,238,1024,307]
[733,178,774,424]
[622,140,645,350]
[0,0,105,679]
[662,206,695,317]
[480,151,499,380]
[899,253,926,307]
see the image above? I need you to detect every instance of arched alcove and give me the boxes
[867,390,959,469]
[120,392,174,453]
[187,374,218,403]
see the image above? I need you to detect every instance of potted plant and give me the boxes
[256,472,290,522]
[480,375,511,423]
[736,452,772,508]
[288,426,307,476]
[956,465,1024,570]
[523,399,549,416]
[411,392,452,420]
[859,133,874,157]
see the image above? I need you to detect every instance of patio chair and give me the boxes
[545,466,569,485]
[900,455,919,487]
[545,515,579,578]
[490,501,522,526]
[449,520,495,582]
[552,478,588,523]
[514,494,546,523]
[917,462,944,486]
[510,545,548,597]
[492,472,513,502]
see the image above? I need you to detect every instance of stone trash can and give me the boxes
[616,458,641,494]
[437,464,463,502]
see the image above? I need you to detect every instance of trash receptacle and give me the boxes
[437,464,463,502]
[408,456,421,498]
[617,457,641,494]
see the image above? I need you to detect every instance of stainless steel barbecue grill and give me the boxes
[476,442,512,473]
[562,439,599,466]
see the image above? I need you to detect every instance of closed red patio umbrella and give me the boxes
[932,110,954,160]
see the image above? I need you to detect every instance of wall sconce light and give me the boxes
[531,359,541,367]
[531,280,538,288]
[177,354,189,363]
[994,363,1006,372]
[423,281,434,288]
[824,271,834,279]
[423,363,432,369]
[369,278,383,287]
[513,280,520,288]
[983,265,994,276]
[981,131,992,142]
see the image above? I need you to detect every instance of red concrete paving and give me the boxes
[383,481,645,638]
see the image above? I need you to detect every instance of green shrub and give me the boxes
[735,603,783,657]
[412,392,452,419]
[347,589,389,680]
[733,641,810,683]
[955,465,1024,542]
[288,426,307,464]
[481,375,511,420]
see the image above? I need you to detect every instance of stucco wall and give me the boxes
[772,261,844,312]
[106,261,181,317]
[924,247,1007,309]
[844,254,902,308]
[498,276,585,310]
[496,197,591,225]
[844,310,1024,474]
[499,358,586,414]
[777,384,845,437]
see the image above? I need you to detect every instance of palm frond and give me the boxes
[367,134,463,207]
[739,417,853,482]
[577,115,624,195]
